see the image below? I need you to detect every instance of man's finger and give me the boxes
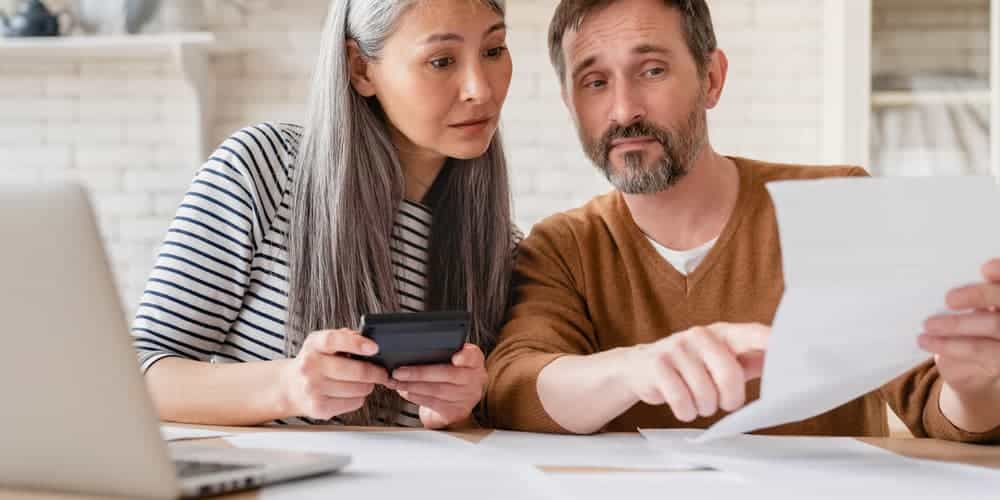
[918,335,1000,363]
[711,322,771,354]
[653,361,697,423]
[738,351,766,381]
[946,283,1000,311]
[687,332,746,412]
[668,346,718,418]
[925,312,1000,340]
[983,259,1000,283]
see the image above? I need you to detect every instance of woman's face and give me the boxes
[352,0,512,161]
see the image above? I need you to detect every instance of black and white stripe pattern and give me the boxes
[132,122,447,427]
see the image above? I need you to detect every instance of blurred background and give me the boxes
[0,0,995,320]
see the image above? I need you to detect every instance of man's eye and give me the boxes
[645,67,665,77]
[585,80,607,89]
[431,57,456,69]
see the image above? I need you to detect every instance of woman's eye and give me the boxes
[484,46,508,58]
[431,57,456,69]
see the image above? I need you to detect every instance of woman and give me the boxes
[132,0,516,429]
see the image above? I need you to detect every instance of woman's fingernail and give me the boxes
[363,343,378,355]
[394,368,410,380]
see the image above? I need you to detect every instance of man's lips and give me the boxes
[610,136,658,148]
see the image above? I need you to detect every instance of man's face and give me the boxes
[561,0,711,194]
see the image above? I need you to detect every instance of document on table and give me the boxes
[228,431,563,500]
[641,429,1000,498]
[476,430,699,469]
[160,425,233,441]
[547,471,750,500]
[226,430,484,469]
[257,464,562,500]
[642,429,889,465]
[699,176,1000,442]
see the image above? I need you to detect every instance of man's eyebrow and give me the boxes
[570,55,598,80]
[633,43,672,56]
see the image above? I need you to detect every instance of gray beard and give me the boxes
[604,149,689,195]
[585,108,707,195]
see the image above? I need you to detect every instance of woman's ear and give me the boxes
[347,40,377,97]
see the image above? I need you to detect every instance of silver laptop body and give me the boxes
[0,183,350,498]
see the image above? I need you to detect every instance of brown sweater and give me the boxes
[487,157,1000,443]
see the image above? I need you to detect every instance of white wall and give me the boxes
[0,0,831,313]
[873,0,990,79]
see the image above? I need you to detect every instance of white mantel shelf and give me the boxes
[0,32,218,162]
[0,32,215,57]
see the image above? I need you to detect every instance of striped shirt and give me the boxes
[131,122,510,427]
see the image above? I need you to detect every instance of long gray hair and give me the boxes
[287,0,513,425]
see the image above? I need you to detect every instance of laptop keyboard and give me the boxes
[174,460,254,478]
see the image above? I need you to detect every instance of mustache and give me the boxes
[594,121,674,163]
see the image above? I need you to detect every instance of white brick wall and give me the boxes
[1,0,831,314]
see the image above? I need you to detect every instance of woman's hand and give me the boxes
[389,344,488,429]
[278,329,390,420]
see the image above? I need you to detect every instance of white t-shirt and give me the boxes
[647,236,718,276]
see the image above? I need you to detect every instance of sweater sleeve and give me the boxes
[880,361,1000,443]
[131,123,294,372]
[486,217,600,433]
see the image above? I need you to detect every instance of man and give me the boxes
[486,0,1000,441]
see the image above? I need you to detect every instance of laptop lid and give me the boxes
[0,183,180,499]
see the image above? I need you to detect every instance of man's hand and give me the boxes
[921,259,1000,433]
[623,323,770,422]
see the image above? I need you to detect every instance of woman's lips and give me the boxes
[449,117,494,133]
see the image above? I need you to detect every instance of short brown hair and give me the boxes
[548,0,718,83]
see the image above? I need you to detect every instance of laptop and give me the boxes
[0,183,350,498]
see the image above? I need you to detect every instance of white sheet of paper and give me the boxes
[547,472,751,500]
[226,430,484,469]
[160,425,233,441]
[231,431,564,500]
[642,429,1000,498]
[642,429,890,465]
[699,176,1000,442]
[476,430,697,469]
[259,464,562,500]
